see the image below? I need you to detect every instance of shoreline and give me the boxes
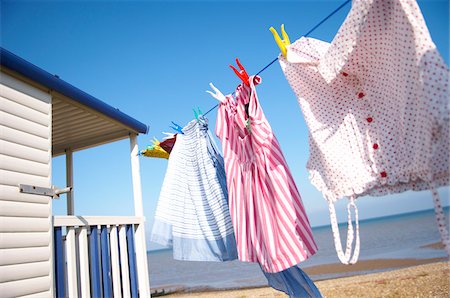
[151,241,448,297]
[160,260,449,297]
[152,256,448,297]
[303,256,447,279]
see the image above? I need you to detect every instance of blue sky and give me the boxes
[2,0,448,250]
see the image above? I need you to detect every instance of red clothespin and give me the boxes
[229,58,250,86]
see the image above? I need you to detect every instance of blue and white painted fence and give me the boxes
[53,216,146,298]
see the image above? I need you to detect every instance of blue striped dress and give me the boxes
[151,116,237,261]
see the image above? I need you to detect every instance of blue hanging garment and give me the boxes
[151,116,237,261]
[262,265,322,298]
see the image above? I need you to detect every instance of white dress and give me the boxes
[279,0,449,264]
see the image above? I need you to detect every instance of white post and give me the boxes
[66,149,74,215]
[129,134,151,297]
[77,227,91,297]
[66,227,79,298]
[110,225,122,298]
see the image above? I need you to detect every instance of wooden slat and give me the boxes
[0,246,50,266]
[18,289,52,297]
[53,125,121,146]
[53,128,128,151]
[0,275,51,298]
[0,74,51,110]
[52,112,96,129]
[126,225,138,298]
[0,169,50,188]
[0,140,49,165]
[0,260,50,283]
[0,96,49,126]
[0,154,49,178]
[0,216,50,233]
[119,225,131,298]
[0,232,50,249]
[0,111,49,139]
[0,125,49,152]
[65,227,78,298]
[110,225,122,298]
[77,227,90,298]
[52,130,129,156]
[52,91,135,131]
[0,200,49,218]
[101,226,112,297]
[53,227,65,298]
[51,98,78,113]
[89,226,102,297]
[0,185,49,204]
[53,118,115,138]
[52,111,98,129]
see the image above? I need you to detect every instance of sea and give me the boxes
[147,208,449,293]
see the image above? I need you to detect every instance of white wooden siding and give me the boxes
[0,232,50,249]
[0,95,49,126]
[0,246,51,266]
[0,72,53,297]
[0,216,51,232]
[0,154,49,177]
[1,125,49,152]
[0,261,51,283]
[0,185,49,204]
[0,200,50,218]
[0,169,50,188]
[18,290,53,298]
[0,110,50,139]
[0,73,51,107]
[0,140,49,165]
[0,276,51,298]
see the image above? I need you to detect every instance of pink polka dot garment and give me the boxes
[279,0,449,264]
[215,76,318,273]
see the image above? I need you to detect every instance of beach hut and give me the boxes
[0,47,151,297]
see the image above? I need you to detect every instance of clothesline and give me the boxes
[203,0,351,117]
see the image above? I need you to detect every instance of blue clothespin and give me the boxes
[170,121,184,134]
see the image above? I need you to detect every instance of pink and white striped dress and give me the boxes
[216,76,317,273]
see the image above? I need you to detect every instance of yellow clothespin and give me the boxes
[152,137,160,146]
[140,137,170,159]
[269,24,291,58]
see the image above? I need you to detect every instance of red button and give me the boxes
[367,117,373,123]
[342,72,349,77]
[373,144,379,150]
[380,171,387,178]
[358,92,365,99]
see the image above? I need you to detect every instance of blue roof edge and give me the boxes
[0,47,149,134]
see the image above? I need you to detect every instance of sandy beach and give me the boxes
[162,258,449,297]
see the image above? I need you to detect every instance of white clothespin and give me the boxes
[206,82,226,103]
[161,132,176,140]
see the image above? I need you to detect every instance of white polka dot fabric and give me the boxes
[279,0,449,263]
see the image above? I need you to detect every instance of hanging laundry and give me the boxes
[151,116,238,261]
[277,0,449,264]
[262,265,322,298]
[159,133,177,154]
[140,138,170,159]
[211,76,318,273]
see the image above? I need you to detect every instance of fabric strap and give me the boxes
[430,185,450,255]
[328,196,360,265]
[329,185,449,264]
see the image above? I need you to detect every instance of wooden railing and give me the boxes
[53,216,148,298]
